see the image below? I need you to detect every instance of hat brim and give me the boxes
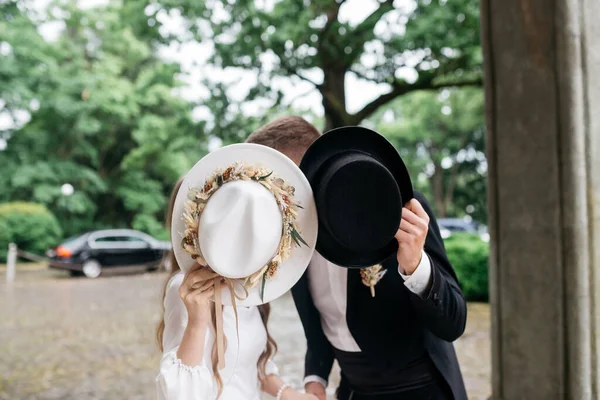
[299,126,413,268]
[172,143,318,306]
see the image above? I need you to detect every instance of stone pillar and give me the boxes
[481,0,599,399]
[582,1,600,394]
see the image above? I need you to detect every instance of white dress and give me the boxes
[156,273,278,400]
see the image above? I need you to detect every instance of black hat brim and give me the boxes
[300,126,414,268]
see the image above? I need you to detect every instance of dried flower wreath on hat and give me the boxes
[180,161,308,301]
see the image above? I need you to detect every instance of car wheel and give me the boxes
[146,264,159,272]
[82,260,102,278]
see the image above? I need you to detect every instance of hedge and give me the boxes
[0,202,63,262]
[444,233,489,302]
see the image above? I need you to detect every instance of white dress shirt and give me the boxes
[304,251,432,387]
[156,273,278,400]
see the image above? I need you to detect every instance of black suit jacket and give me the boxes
[291,192,468,400]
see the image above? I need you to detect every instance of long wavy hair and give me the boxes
[156,178,278,398]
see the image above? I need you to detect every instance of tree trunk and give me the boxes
[431,162,446,217]
[321,67,349,131]
[443,158,460,215]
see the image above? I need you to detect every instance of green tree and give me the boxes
[376,88,486,221]
[0,1,201,238]
[0,2,48,115]
[155,0,482,130]
[0,202,63,262]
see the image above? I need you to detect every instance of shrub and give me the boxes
[0,202,63,263]
[444,233,489,302]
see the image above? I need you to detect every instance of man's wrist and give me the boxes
[305,381,326,389]
[303,375,327,389]
[400,252,423,275]
[399,250,432,296]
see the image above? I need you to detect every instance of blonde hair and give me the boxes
[156,178,277,398]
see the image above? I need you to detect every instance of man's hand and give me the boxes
[395,199,429,275]
[304,381,326,400]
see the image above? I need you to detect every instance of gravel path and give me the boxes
[0,268,490,399]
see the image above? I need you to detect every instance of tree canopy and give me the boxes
[375,87,486,222]
[153,0,482,130]
[0,0,200,238]
[0,0,487,244]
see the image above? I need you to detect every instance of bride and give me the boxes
[156,144,319,400]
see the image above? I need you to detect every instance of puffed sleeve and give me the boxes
[156,273,215,400]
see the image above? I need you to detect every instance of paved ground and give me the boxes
[0,266,490,400]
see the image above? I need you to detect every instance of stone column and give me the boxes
[480,0,599,399]
[582,1,600,394]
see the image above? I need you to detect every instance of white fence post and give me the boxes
[6,243,16,283]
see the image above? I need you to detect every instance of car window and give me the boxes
[95,236,120,242]
[91,234,149,248]
[115,236,138,242]
[124,236,147,243]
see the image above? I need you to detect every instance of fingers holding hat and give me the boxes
[406,199,429,222]
[178,270,220,327]
[399,204,429,233]
[180,265,220,298]
[185,286,216,302]
[179,280,216,327]
[192,278,219,293]
[183,264,218,283]
[395,199,429,275]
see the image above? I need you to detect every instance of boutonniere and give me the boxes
[360,264,387,297]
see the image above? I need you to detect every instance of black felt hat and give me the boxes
[299,126,413,268]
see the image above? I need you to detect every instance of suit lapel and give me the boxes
[345,268,362,330]
[291,269,310,309]
[346,268,362,299]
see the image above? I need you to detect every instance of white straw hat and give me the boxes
[171,143,318,306]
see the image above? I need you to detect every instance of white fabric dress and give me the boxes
[156,273,278,400]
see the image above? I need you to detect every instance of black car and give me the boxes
[47,229,171,278]
[437,218,480,233]
[437,218,490,242]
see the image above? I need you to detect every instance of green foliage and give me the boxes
[155,0,483,129]
[0,1,55,114]
[0,219,11,262]
[0,0,486,248]
[444,233,489,302]
[0,202,63,262]
[375,87,487,222]
[0,0,200,238]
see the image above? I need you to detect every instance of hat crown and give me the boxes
[315,152,401,252]
[198,180,283,279]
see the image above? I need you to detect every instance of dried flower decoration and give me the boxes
[181,161,307,301]
[360,264,387,297]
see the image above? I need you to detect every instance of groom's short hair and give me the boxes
[246,116,321,152]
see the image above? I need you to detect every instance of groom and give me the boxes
[247,117,467,400]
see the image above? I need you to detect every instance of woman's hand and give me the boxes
[175,265,219,367]
[281,389,319,400]
[263,376,320,400]
[304,381,327,400]
[178,264,219,327]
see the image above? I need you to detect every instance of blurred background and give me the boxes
[0,0,490,399]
